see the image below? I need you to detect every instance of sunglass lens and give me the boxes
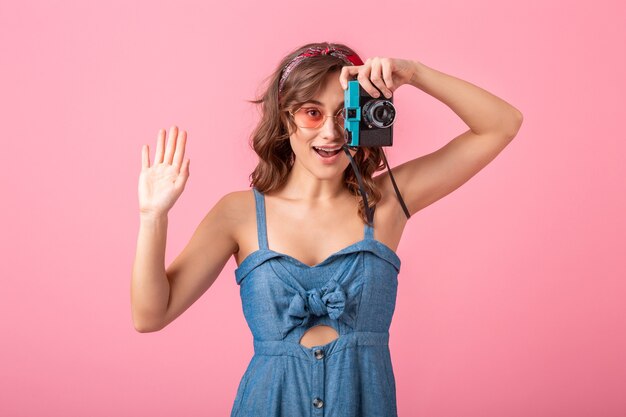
[293,107,345,129]
[295,107,323,128]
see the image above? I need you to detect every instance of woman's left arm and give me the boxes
[410,60,523,136]
[342,59,523,216]
[402,61,523,215]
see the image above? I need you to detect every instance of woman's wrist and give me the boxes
[140,210,169,223]
[409,60,427,88]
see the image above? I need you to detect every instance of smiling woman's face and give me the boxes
[288,69,357,181]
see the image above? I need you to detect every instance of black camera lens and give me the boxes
[344,129,352,144]
[362,100,396,128]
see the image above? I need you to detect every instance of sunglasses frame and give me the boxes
[288,105,346,130]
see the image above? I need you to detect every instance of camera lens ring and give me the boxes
[362,100,396,128]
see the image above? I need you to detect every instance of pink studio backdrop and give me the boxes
[1,0,625,416]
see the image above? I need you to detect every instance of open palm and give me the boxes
[138,126,190,216]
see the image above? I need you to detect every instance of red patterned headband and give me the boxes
[278,46,364,98]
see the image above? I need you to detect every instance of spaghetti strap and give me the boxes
[252,188,269,250]
[364,205,376,240]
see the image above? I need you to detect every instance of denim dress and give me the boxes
[230,187,401,417]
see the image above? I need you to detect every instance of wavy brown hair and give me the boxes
[247,41,388,225]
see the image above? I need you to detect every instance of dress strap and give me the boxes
[364,205,376,240]
[252,187,269,250]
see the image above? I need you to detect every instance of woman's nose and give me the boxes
[320,115,342,137]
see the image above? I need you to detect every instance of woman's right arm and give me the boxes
[131,195,238,333]
[130,126,238,332]
[131,212,170,332]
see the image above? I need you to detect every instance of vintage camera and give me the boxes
[343,79,396,147]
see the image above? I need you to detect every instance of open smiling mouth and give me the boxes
[312,145,342,158]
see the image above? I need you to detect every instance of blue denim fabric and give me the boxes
[231,187,401,417]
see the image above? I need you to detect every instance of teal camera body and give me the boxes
[343,80,396,147]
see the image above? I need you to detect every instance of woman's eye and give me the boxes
[306,109,321,117]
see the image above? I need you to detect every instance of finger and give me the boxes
[356,62,378,98]
[173,129,186,170]
[339,67,347,89]
[155,128,166,164]
[370,59,391,98]
[163,125,178,165]
[340,65,360,90]
[175,158,190,189]
[142,144,150,169]
[381,59,394,94]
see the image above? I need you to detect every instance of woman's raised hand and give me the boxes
[138,126,190,216]
[339,57,419,98]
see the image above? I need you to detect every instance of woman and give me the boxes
[131,42,523,416]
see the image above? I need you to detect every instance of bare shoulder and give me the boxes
[215,189,253,219]
[373,169,408,223]
[372,169,410,251]
[217,188,258,249]
[209,188,255,247]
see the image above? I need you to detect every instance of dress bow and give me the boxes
[282,281,353,336]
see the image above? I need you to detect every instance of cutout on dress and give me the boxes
[299,325,339,348]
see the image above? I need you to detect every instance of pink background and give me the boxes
[2,0,625,416]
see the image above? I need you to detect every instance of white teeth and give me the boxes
[313,146,341,151]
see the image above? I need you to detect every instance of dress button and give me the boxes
[312,397,324,408]
[314,349,324,360]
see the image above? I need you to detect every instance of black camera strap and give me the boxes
[379,148,411,220]
[342,145,411,226]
